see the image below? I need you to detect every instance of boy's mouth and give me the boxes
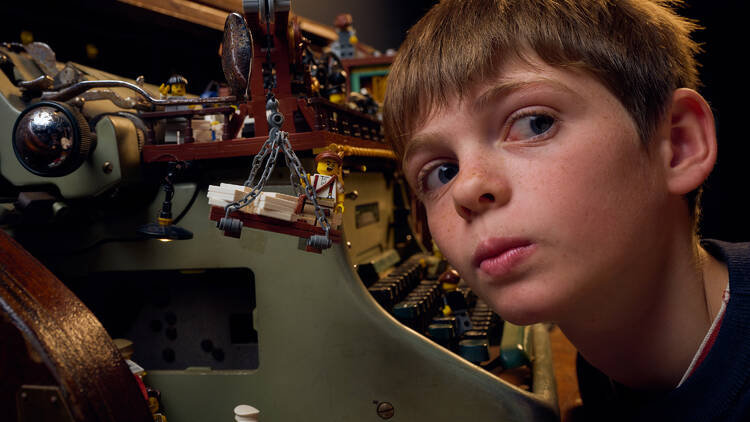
[472,238,535,278]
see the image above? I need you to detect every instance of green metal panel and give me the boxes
[47,179,559,422]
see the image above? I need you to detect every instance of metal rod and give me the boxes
[41,80,236,106]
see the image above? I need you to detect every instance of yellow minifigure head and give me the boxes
[146,388,161,414]
[148,396,160,414]
[315,151,343,176]
[164,74,188,97]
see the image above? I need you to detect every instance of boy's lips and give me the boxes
[472,238,535,278]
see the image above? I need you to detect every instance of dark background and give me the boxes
[0,1,743,241]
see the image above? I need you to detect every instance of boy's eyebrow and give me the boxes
[472,78,579,112]
[402,133,440,170]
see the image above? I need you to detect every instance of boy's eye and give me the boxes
[421,162,459,192]
[507,114,555,141]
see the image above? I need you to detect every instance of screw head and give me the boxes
[102,161,113,174]
[376,402,394,419]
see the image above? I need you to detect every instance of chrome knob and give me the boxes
[12,101,92,176]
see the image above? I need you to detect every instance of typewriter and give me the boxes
[0,2,559,421]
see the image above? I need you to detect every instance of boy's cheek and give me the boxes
[427,206,469,269]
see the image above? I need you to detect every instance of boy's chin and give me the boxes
[490,294,559,326]
[479,281,562,326]
[496,310,547,327]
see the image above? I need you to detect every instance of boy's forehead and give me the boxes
[414,54,577,124]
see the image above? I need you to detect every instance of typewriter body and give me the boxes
[0,2,558,421]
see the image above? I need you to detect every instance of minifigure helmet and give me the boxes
[438,269,461,285]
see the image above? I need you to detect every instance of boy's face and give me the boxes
[402,55,670,325]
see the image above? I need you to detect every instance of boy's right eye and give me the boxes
[419,162,459,193]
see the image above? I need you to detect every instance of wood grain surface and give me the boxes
[0,230,152,422]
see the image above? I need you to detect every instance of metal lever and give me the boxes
[242,0,290,23]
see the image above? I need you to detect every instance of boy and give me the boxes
[383,0,749,420]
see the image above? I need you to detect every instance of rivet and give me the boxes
[102,162,113,174]
[376,402,394,419]
[346,241,352,248]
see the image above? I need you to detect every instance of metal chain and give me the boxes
[284,152,304,196]
[224,95,332,246]
[244,135,272,186]
[279,133,331,235]
[224,127,281,217]
[223,2,331,248]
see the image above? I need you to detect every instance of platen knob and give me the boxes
[12,101,93,177]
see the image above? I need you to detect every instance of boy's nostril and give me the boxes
[480,193,494,202]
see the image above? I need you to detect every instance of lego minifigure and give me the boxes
[326,68,347,105]
[304,151,345,214]
[315,53,347,105]
[159,74,189,143]
[147,387,167,422]
[290,151,345,230]
[438,268,473,334]
[159,74,188,99]
[210,120,223,141]
[330,13,357,59]
[347,88,379,116]
[439,268,461,295]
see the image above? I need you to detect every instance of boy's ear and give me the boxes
[659,88,717,195]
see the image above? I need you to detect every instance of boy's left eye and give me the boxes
[507,114,556,141]
[420,162,459,193]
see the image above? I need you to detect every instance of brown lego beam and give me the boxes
[209,205,342,243]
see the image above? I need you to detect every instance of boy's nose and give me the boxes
[451,165,510,221]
